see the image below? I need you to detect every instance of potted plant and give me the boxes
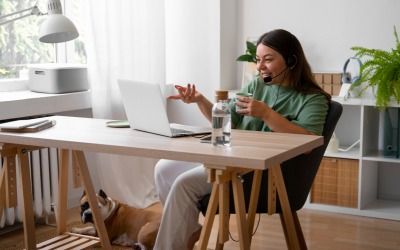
[349,25,400,110]
[237,41,260,86]
[237,41,257,63]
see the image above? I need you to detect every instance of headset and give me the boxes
[263,32,296,109]
[342,57,362,86]
[263,33,296,83]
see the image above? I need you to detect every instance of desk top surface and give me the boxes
[0,116,323,170]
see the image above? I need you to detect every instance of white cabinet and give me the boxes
[304,96,400,221]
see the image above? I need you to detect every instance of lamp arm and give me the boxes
[0,7,34,19]
[0,13,32,26]
[0,1,45,26]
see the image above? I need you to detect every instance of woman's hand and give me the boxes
[234,96,270,119]
[166,84,203,104]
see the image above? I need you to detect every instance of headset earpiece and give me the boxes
[286,33,296,68]
[287,56,296,68]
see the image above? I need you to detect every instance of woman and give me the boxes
[153,29,330,250]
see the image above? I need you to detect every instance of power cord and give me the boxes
[229,213,261,242]
[228,171,268,242]
[269,67,289,109]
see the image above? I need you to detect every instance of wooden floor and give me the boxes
[1,203,400,250]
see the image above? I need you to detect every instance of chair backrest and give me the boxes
[200,100,343,215]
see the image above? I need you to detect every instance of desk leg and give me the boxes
[219,182,229,244]
[215,233,224,250]
[17,147,37,250]
[0,164,6,222]
[293,211,308,250]
[57,149,70,235]
[5,155,18,208]
[73,150,112,250]
[198,184,219,250]
[272,164,300,250]
[247,169,262,245]
[231,170,250,250]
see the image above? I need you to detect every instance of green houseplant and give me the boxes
[349,25,400,110]
[237,41,257,63]
[236,41,260,86]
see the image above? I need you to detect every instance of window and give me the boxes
[73,0,86,64]
[0,0,86,82]
[0,0,55,79]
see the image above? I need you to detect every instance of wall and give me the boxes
[236,0,400,89]
[165,0,237,127]
[236,0,400,201]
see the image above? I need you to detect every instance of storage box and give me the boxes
[314,73,323,88]
[28,64,89,94]
[311,157,359,208]
[313,73,343,95]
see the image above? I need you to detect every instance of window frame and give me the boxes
[0,0,76,92]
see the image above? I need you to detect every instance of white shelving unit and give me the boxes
[303,95,400,221]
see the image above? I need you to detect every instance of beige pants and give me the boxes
[153,159,213,250]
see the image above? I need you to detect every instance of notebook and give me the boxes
[0,120,56,133]
[0,118,49,129]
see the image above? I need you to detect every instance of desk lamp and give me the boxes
[0,0,79,43]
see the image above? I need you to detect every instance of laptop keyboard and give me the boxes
[171,128,194,135]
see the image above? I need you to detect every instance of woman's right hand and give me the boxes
[166,84,203,104]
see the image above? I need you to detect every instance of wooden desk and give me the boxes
[0,116,323,250]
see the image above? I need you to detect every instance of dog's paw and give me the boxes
[70,228,80,234]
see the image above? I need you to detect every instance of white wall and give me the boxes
[236,0,400,88]
[165,0,400,201]
[236,0,400,201]
[165,0,237,127]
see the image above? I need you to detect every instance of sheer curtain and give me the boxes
[83,0,165,208]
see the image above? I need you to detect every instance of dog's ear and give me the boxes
[81,190,86,200]
[99,189,108,201]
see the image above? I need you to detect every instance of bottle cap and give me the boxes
[215,90,228,101]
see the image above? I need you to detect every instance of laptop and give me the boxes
[118,79,211,137]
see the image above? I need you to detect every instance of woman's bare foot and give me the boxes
[186,226,202,250]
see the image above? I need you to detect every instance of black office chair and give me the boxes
[199,100,343,249]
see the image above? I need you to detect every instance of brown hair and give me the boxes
[257,29,331,103]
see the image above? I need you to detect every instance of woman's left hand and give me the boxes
[235,96,270,119]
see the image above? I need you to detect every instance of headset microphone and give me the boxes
[263,67,289,83]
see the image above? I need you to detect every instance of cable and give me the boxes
[228,170,269,242]
[331,133,361,152]
[269,67,289,109]
[229,213,261,242]
[338,140,360,152]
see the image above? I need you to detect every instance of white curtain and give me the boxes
[83,0,165,209]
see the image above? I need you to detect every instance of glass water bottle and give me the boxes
[212,90,231,147]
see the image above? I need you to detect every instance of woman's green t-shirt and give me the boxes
[229,77,329,136]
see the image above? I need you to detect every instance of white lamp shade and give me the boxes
[39,14,79,43]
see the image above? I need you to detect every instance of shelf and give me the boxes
[323,147,360,160]
[363,150,400,163]
[331,95,400,108]
[0,90,92,120]
[362,96,400,107]
[331,96,362,106]
[361,199,400,219]
[304,199,400,221]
